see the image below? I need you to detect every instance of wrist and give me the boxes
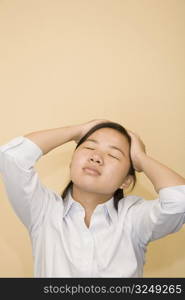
[134,152,148,172]
[71,124,83,143]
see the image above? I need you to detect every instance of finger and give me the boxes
[126,129,134,134]
[128,130,140,138]
[127,129,137,137]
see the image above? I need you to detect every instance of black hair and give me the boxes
[61,121,136,211]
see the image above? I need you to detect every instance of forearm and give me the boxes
[138,153,185,193]
[24,125,80,155]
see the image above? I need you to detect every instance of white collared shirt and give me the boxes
[0,136,185,277]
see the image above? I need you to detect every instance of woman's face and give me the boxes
[70,128,132,196]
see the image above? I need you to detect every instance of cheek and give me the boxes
[109,165,127,179]
[120,162,131,177]
[70,153,86,174]
[109,161,130,180]
[100,162,128,183]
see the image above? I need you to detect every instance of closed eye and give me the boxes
[84,147,120,160]
[84,147,94,150]
[109,154,119,160]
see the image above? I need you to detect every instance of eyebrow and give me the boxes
[85,138,126,157]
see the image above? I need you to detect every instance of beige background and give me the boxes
[0,0,185,277]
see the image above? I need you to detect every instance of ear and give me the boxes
[120,175,133,189]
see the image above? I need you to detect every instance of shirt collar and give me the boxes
[62,186,118,224]
[104,196,119,224]
[62,187,76,218]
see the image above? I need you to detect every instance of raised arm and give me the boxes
[127,130,185,193]
[24,125,80,155]
[24,119,109,155]
[0,119,109,229]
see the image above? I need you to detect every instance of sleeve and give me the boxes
[131,185,185,245]
[0,136,54,233]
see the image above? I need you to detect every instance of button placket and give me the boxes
[83,230,94,273]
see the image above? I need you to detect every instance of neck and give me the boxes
[71,184,113,213]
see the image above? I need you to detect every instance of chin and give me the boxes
[73,182,111,195]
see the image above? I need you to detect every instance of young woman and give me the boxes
[0,119,185,277]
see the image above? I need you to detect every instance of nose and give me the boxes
[89,153,103,165]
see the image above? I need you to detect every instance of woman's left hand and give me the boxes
[127,129,147,172]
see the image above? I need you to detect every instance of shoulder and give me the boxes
[118,194,157,213]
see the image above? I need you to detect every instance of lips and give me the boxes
[83,167,101,176]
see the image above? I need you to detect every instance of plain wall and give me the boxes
[0,0,185,277]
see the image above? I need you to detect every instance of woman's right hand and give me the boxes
[126,129,146,172]
[73,119,111,143]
